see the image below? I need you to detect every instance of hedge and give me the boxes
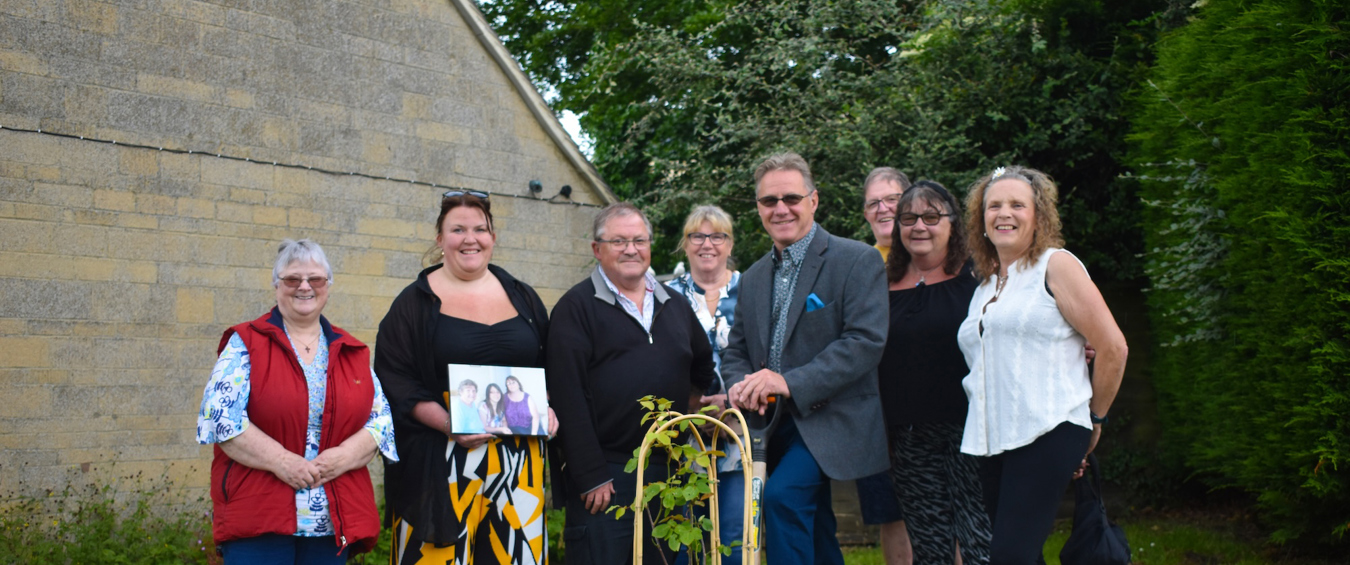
[1128,0,1349,545]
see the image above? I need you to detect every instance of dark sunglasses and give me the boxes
[443,190,490,199]
[280,276,329,289]
[756,189,815,208]
[898,212,951,226]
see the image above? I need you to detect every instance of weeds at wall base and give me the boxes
[0,468,217,565]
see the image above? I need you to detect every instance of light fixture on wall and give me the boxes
[549,184,573,202]
[527,179,543,196]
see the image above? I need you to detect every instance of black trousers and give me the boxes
[979,421,1091,565]
[563,461,676,565]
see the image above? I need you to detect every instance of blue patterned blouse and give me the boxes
[197,332,398,537]
[667,270,741,391]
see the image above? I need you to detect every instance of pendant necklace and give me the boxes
[913,262,942,288]
[286,323,320,354]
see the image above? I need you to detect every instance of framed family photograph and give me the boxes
[447,364,549,436]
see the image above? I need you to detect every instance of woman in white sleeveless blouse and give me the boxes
[956,166,1127,565]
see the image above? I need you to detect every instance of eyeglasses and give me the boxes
[443,190,490,199]
[898,212,951,226]
[687,232,729,245]
[595,238,651,250]
[864,193,902,213]
[280,276,329,289]
[756,189,815,208]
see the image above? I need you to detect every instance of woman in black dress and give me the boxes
[879,181,992,565]
[375,191,557,565]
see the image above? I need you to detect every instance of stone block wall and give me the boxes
[0,0,607,501]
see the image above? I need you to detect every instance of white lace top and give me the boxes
[957,248,1093,456]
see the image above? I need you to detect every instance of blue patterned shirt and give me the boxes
[666,270,741,387]
[768,223,819,372]
[197,332,398,537]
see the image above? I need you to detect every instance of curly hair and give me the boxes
[963,165,1063,280]
[885,180,968,284]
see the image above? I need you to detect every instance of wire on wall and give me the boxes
[0,124,601,208]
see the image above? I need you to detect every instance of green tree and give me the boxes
[1129,0,1350,545]
[483,0,1156,277]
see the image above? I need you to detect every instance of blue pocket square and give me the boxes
[805,293,825,312]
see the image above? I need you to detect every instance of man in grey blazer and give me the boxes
[723,152,890,565]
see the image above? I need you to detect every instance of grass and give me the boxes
[840,512,1289,565]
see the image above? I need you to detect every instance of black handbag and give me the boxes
[1059,453,1131,565]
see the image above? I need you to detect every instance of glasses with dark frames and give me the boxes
[280,276,329,289]
[898,212,951,226]
[687,232,729,245]
[756,189,815,208]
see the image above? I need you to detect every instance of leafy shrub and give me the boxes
[1128,0,1350,545]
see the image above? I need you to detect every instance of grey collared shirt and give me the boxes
[767,223,819,372]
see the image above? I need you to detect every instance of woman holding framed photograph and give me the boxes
[376,191,558,565]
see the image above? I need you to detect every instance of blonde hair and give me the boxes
[678,205,735,250]
[964,165,1063,280]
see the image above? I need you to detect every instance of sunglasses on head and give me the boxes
[280,276,329,289]
[443,190,490,200]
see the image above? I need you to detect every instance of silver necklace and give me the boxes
[913,262,942,288]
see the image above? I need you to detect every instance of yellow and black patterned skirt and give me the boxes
[391,436,547,565]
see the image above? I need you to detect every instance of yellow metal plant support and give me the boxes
[631,407,757,565]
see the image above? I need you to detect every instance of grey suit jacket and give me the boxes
[722,225,889,481]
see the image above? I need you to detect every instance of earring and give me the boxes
[983,232,988,238]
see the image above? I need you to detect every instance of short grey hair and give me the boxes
[592,202,654,241]
[272,239,333,287]
[862,167,912,202]
[753,152,816,194]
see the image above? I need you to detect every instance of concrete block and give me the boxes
[89,282,174,323]
[175,287,215,324]
[0,337,50,367]
[105,90,193,138]
[64,0,119,35]
[287,207,321,229]
[356,217,416,238]
[253,205,286,226]
[0,277,91,318]
[158,151,200,181]
[9,202,61,222]
[0,49,49,75]
[72,209,118,226]
[215,201,252,223]
[92,189,137,212]
[223,88,254,108]
[200,155,272,191]
[177,197,214,219]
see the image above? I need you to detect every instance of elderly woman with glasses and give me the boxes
[375,190,558,565]
[958,166,1127,564]
[666,204,745,564]
[197,239,398,564]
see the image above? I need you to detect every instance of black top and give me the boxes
[434,315,537,371]
[878,262,979,427]
[374,264,549,544]
[546,270,717,494]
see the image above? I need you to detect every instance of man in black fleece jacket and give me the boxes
[547,202,716,564]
